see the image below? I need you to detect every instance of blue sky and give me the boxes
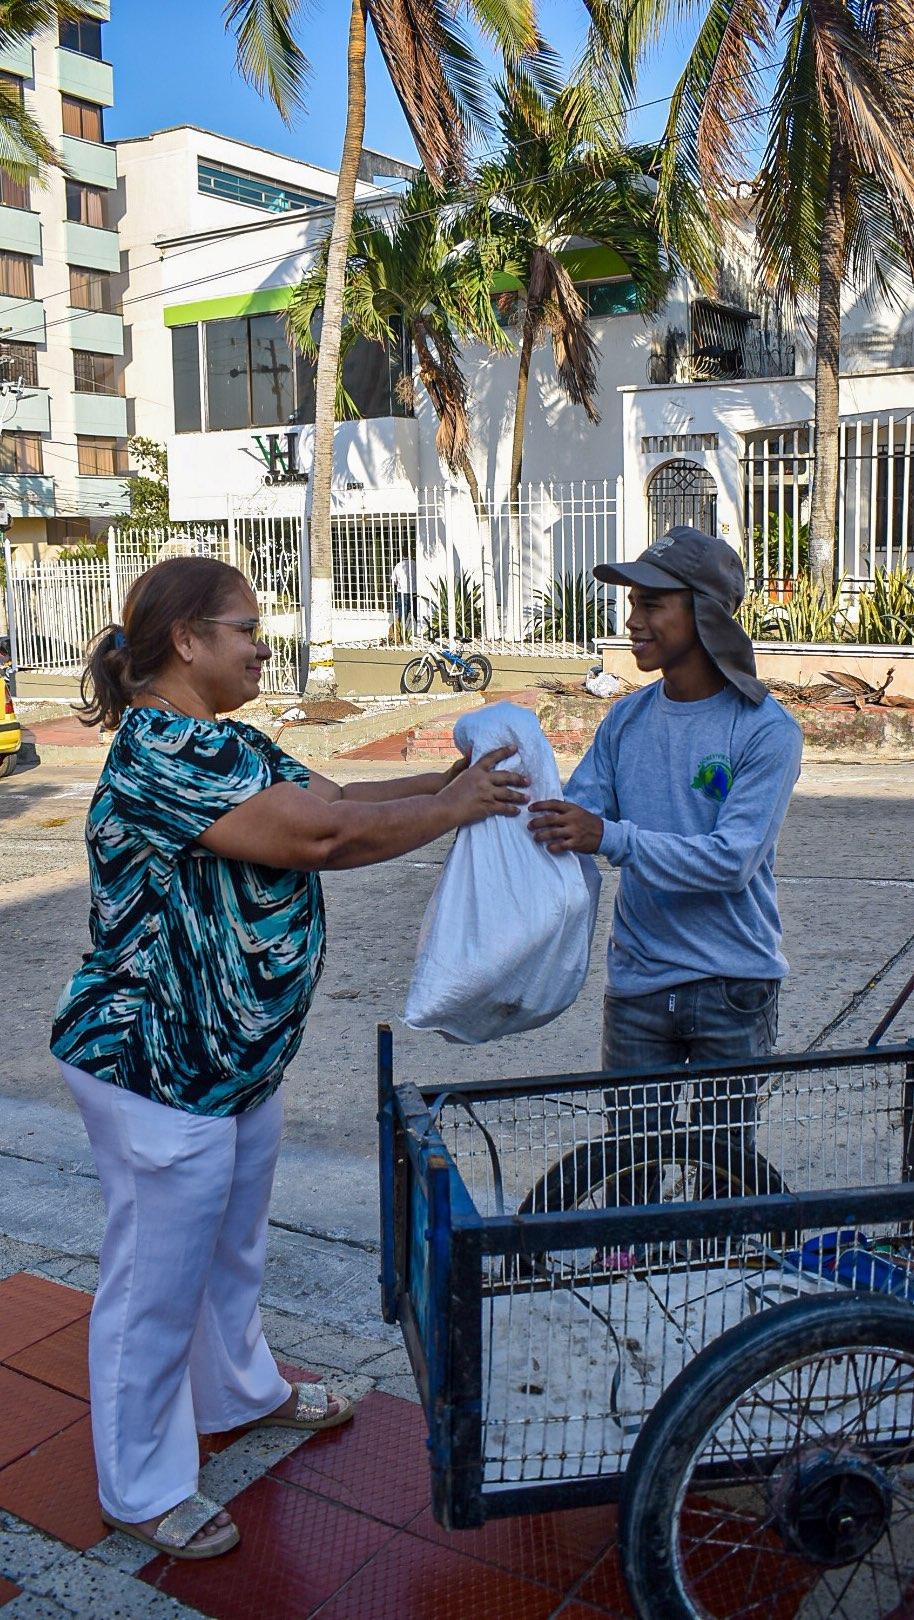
[107,0,695,174]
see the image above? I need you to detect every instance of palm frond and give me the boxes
[808,0,914,265]
[223,0,310,124]
[754,6,829,301]
[0,82,59,178]
[0,0,84,41]
[695,0,771,204]
[365,0,477,179]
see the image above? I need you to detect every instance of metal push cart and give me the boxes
[378,987,914,1619]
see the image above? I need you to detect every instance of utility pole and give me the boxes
[0,356,26,651]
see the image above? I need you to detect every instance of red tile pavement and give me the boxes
[5,1314,90,1401]
[199,1360,323,1460]
[271,1390,430,1527]
[0,1365,86,1471]
[311,1532,572,1620]
[0,1272,91,1361]
[338,729,410,761]
[405,1500,618,1597]
[0,1414,105,1551]
[0,1578,20,1607]
[23,717,105,748]
[140,1475,397,1618]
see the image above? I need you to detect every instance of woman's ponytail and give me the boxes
[78,624,134,730]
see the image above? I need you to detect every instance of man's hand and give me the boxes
[528,799,603,855]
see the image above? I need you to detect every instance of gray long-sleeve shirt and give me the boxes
[565,681,803,998]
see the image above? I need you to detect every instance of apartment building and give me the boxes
[0,2,126,553]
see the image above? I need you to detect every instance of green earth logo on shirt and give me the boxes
[691,754,733,803]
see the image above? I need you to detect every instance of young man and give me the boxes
[528,526,802,1124]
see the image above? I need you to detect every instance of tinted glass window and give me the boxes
[171,325,201,433]
[204,318,250,431]
[59,18,103,57]
[249,313,294,427]
[66,181,106,227]
[69,266,116,312]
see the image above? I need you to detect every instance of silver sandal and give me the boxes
[100,1492,240,1560]
[248,1382,354,1432]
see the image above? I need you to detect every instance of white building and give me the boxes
[0,1,127,553]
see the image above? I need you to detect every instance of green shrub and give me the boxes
[764,575,851,643]
[424,570,484,641]
[527,571,606,646]
[855,568,914,646]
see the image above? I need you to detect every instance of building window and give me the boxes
[579,279,640,318]
[69,265,118,312]
[77,435,127,476]
[59,15,103,58]
[0,341,38,388]
[197,311,409,432]
[65,181,108,229]
[0,170,30,209]
[0,250,34,298]
[171,325,201,433]
[0,431,43,474]
[0,72,24,103]
[197,158,322,215]
[73,350,122,395]
[61,95,104,141]
[647,460,718,541]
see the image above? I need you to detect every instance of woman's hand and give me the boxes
[441,746,528,825]
[528,799,603,854]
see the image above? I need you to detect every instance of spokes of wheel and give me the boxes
[620,1296,914,1620]
[400,657,434,695]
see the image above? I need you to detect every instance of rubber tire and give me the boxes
[458,654,492,693]
[619,1293,914,1619]
[400,658,433,695]
[0,750,19,780]
[519,1130,786,1216]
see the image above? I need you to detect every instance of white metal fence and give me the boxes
[5,484,621,696]
[742,412,914,593]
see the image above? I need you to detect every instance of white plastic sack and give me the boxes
[584,666,621,699]
[404,702,601,1043]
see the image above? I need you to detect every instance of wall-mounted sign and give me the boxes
[251,431,309,486]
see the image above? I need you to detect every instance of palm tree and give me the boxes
[226,1,545,691]
[472,81,673,629]
[0,2,83,178]
[631,0,914,585]
[287,174,511,631]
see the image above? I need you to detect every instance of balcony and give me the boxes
[61,135,117,191]
[75,475,128,517]
[0,206,41,257]
[9,387,50,434]
[64,220,120,273]
[56,48,113,107]
[72,390,127,437]
[0,38,32,78]
[66,307,123,355]
[0,296,44,343]
[0,474,55,518]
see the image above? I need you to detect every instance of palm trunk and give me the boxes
[506,308,536,639]
[307,0,367,693]
[808,116,850,590]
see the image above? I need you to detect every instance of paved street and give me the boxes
[1,749,914,1322]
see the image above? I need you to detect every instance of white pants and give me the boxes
[59,1062,291,1523]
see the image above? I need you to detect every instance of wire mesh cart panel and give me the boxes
[378,1026,914,1618]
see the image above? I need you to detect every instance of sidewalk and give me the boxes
[0,1249,632,1619]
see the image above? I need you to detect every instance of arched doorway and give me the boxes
[647,460,718,540]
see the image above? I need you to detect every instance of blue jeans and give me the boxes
[602,976,779,1138]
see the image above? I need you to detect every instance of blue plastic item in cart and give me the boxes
[783,1229,914,1300]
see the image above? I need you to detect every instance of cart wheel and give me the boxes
[620,1293,914,1619]
[516,1130,786,1276]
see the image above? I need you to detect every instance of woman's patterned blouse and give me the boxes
[50,707,326,1116]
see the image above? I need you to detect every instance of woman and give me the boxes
[50,556,526,1560]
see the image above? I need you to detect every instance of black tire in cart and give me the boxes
[458,653,492,692]
[517,1130,788,1274]
[620,1293,914,1619]
[400,657,434,695]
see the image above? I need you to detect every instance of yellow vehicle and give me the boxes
[0,640,21,779]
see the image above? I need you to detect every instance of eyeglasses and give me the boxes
[201,616,264,645]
